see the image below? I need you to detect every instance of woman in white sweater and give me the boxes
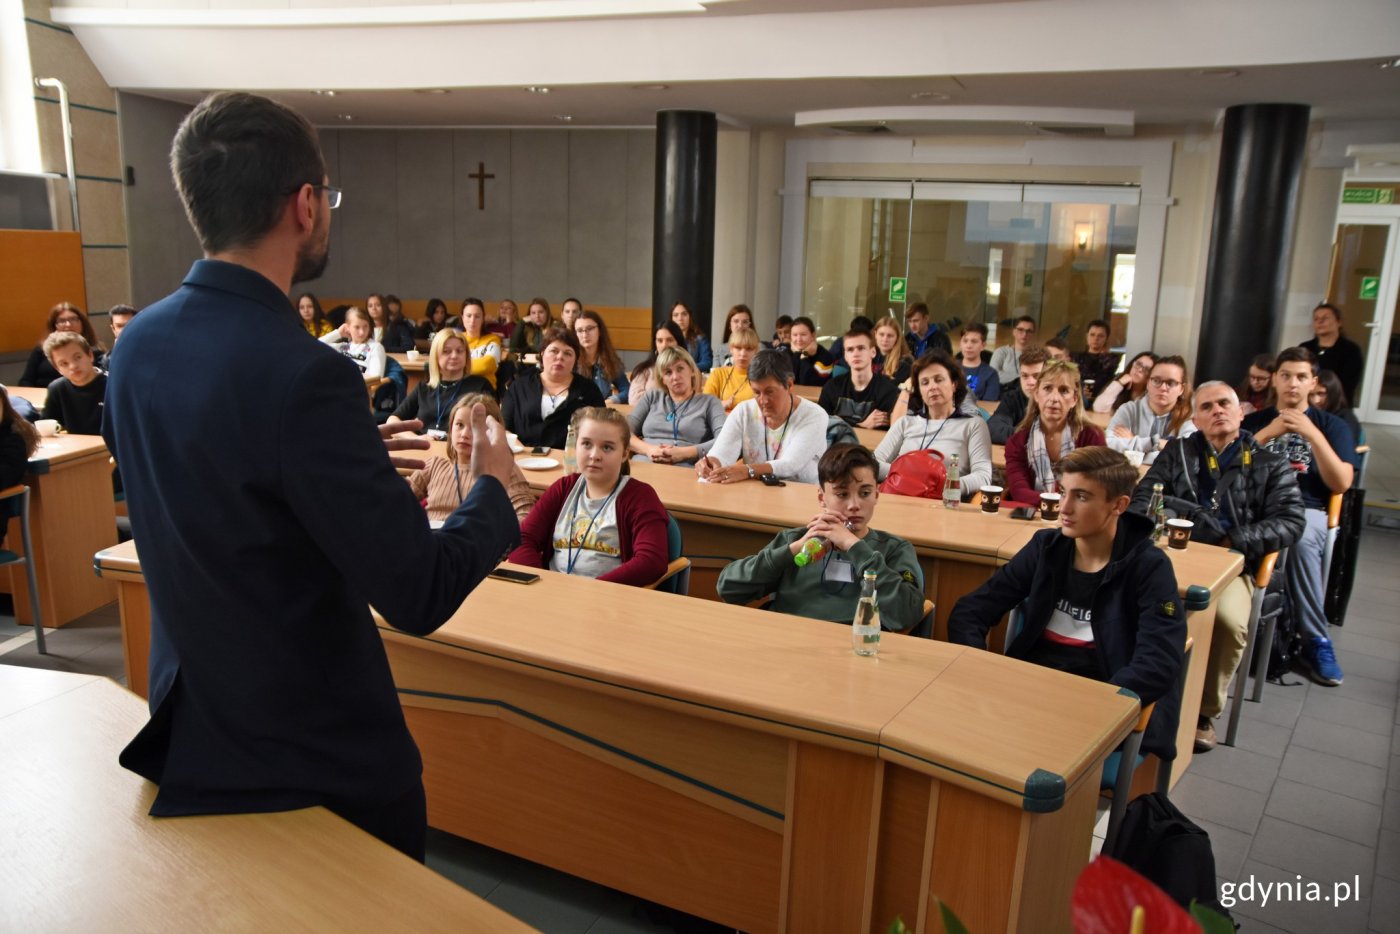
[1106,354,1196,464]
[874,351,993,495]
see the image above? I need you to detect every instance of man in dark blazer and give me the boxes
[102,92,520,862]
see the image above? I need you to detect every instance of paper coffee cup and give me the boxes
[405,350,421,362]
[36,419,59,437]
[981,485,1004,513]
[1039,492,1061,521]
[1167,518,1193,550]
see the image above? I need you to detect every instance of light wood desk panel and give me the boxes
[0,389,117,629]
[0,667,532,933]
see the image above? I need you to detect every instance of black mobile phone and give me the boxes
[1009,506,1039,520]
[488,568,541,585]
[760,473,785,487]
[530,446,549,455]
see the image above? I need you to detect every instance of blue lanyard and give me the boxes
[665,394,693,442]
[565,478,622,575]
[452,461,466,506]
[918,416,949,450]
[435,379,463,430]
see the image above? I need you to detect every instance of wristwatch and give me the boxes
[747,465,757,480]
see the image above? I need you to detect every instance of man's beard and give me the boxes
[292,230,329,285]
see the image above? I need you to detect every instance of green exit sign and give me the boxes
[1360,276,1380,300]
[889,277,907,302]
[1343,187,1396,205]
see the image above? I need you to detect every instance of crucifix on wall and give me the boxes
[468,161,495,210]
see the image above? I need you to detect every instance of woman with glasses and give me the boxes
[1004,359,1106,505]
[1237,353,1276,415]
[1106,355,1195,464]
[1092,351,1156,414]
[20,302,107,387]
[628,346,726,467]
[574,310,629,401]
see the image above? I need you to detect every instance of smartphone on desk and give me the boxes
[760,474,785,487]
[529,446,549,455]
[488,568,541,585]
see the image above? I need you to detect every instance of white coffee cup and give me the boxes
[405,349,422,362]
[1123,450,1145,467]
[36,419,60,437]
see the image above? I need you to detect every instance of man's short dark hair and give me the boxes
[1086,318,1110,334]
[906,303,929,319]
[1016,315,1036,328]
[843,328,875,345]
[1046,337,1070,352]
[109,303,138,319]
[848,314,874,333]
[171,92,326,253]
[1275,345,1318,376]
[1020,347,1050,367]
[1058,446,1138,500]
[962,322,988,339]
[747,347,794,384]
[1314,302,1342,321]
[818,443,879,487]
[775,315,794,328]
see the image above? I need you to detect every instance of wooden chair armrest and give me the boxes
[1327,492,1344,528]
[0,484,25,500]
[1133,701,1156,733]
[1254,551,1279,587]
[1356,445,1370,455]
[645,557,690,591]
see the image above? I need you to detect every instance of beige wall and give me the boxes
[23,0,130,324]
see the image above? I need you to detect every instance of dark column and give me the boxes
[652,110,716,330]
[1195,103,1311,385]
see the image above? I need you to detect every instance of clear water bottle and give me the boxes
[943,454,960,509]
[852,571,880,657]
[563,423,578,476]
[794,536,829,567]
[1148,482,1166,543]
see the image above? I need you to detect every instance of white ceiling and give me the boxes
[52,0,1400,130]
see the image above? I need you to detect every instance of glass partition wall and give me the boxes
[802,180,1141,352]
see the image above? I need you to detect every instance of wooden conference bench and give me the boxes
[0,666,531,933]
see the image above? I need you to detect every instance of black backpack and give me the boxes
[1105,792,1234,922]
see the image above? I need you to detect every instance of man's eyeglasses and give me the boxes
[1149,377,1181,389]
[1014,326,1035,334]
[287,183,342,209]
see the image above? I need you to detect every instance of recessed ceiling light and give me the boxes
[336,114,354,121]
[1378,58,1400,69]
[525,86,551,94]
[414,88,450,95]
[632,84,670,91]
[1192,68,1240,78]
[311,89,337,97]
[554,114,573,122]
[909,91,950,101]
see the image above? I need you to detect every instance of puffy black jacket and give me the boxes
[1131,430,1305,574]
[948,511,1186,760]
[987,381,1028,445]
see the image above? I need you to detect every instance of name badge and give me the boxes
[824,555,855,583]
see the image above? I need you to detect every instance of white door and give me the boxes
[1331,214,1400,426]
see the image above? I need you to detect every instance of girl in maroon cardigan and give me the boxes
[509,407,670,587]
[1004,359,1106,505]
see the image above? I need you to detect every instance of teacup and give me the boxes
[36,419,60,437]
[405,349,422,362]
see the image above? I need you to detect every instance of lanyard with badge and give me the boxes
[435,379,463,430]
[664,395,693,442]
[565,478,622,575]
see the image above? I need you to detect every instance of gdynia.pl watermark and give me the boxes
[1219,874,1363,909]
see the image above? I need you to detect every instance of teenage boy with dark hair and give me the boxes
[991,315,1037,383]
[41,331,106,435]
[1073,318,1121,401]
[1300,302,1365,406]
[1133,380,1305,751]
[958,323,1001,402]
[1242,346,1357,686]
[1045,337,1071,362]
[818,329,900,429]
[949,446,1186,760]
[988,347,1049,444]
[771,315,794,351]
[905,302,952,358]
[717,444,924,630]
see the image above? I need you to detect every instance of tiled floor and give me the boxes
[4,430,1399,932]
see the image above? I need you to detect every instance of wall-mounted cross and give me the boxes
[468,161,495,210]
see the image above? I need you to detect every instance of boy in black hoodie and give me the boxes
[948,445,1186,760]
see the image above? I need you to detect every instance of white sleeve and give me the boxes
[1092,380,1124,413]
[768,401,827,483]
[706,401,748,465]
[481,338,503,363]
[1105,404,1134,452]
[961,417,994,494]
[365,343,387,379]
[320,329,345,345]
[873,417,908,481]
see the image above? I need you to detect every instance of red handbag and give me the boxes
[879,448,947,499]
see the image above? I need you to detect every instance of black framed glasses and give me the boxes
[287,183,342,209]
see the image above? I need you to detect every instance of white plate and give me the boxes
[517,456,560,470]
[428,519,445,530]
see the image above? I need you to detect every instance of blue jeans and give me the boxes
[1285,508,1330,642]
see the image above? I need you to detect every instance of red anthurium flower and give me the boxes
[1070,856,1199,934]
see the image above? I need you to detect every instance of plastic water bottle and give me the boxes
[852,571,880,657]
[1148,482,1166,543]
[794,536,829,567]
[943,454,960,509]
[563,423,578,476]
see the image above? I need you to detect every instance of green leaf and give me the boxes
[937,900,971,934]
[1188,899,1234,934]
[885,916,909,934]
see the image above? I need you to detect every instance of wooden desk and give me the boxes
[791,384,821,401]
[1,412,117,628]
[0,666,531,933]
[377,569,1138,933]
[388,351,428,393]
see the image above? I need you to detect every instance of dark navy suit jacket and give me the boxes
[103,260,519,817]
